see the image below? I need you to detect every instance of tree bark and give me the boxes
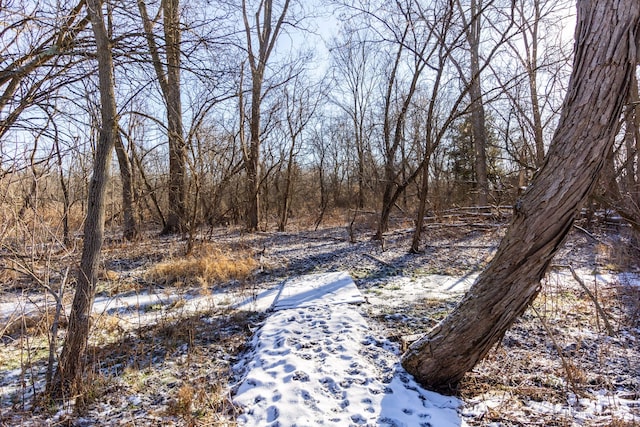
[402,0,640,391]
[52,0,118,399]
[467,0,489,207]
[114,135,137,240]
[137,0,186,234]
[162,0,186,234]
[241,0,290,231]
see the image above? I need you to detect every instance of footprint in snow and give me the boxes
[266,405,279,422]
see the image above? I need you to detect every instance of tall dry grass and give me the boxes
[145,243,258,287]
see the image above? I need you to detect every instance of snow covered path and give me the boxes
[233,272,463,426]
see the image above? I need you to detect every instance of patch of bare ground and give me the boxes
[1,216,639,425]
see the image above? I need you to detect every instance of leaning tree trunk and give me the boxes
[52,0,118,399]
[402,0,640,391]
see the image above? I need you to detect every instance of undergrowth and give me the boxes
[146,243,258,288]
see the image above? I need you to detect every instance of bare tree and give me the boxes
[0,1,88,140]
[138,0,186,234]
[240,0,291,231]
[458,0,489,206]
[402,0,640,390]
[374,2,432,240]
[515,0,545,167]
[278,75,321,231]
[52,0,119,399]
[329,29,379,210]
[408,0,476,252]
[491,0,574,186]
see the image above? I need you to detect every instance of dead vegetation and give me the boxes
[145,242,258,288]
[0,215,639,425]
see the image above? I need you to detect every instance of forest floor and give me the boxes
[1,213,639,426]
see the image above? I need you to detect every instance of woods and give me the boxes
[402,0,640,390]
[1,0,640,423]
[1,0,581,236]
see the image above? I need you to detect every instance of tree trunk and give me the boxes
[356,127,366,210]
[279,135,296,232]
[161,0,186,234]
[241,0,290,232]
[114,135,137,240]
[402,0,640,391]
[526,0,546,167]
[52,0,118,399]
[246,75,262,231]
[54,135,71,247]
[411,154,431,253]
[137,0,185,234]
[468,0,489,207]
[315,161,328,230]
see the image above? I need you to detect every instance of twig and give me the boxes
[568,265,616,336]
[572,224,610,245]
[532,306,586,399]
[363,253,395,269]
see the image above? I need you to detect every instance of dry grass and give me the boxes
[145,243,258,288]
[2,219,638,425]
[2,309,68,338]
[78,311,257,425]
[453,271,640,426]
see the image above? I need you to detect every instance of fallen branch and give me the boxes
[363,253,396,270]
[424,222,505,228]
[568,265,616,336]
[532,306,587,399]
[572,224,610,245]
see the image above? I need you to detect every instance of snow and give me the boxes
[233,272,464,426]
[362,273,479,308]
[272,271,365,310]
[93,291,181,315]
[531,390,640,424]
[1,259,639,425]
